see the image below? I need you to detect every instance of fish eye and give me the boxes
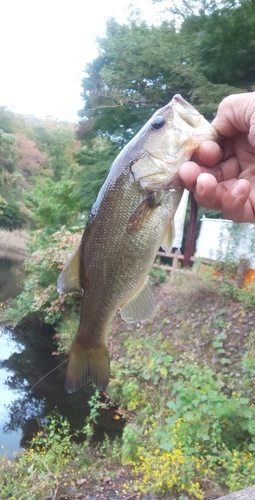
[151,116,165,130]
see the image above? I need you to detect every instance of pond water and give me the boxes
[0,258,124,457]
[0,329,23,456]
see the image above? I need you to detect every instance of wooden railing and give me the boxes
[153,250,215,278]
[153,250,249,288]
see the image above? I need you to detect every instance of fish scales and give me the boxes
[80,171,181,326]
[57,94,219,393]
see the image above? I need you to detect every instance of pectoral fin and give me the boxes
[161,218,175,254]
[127,192,162,234]
[120,279,155,323]
[57,246,82,294]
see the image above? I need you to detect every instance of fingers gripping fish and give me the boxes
[57,95,219,393]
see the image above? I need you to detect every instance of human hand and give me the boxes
[179,92,255,222]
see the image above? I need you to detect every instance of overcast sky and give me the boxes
[0,0,165,122]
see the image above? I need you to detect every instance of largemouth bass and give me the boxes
[58,95,218,393]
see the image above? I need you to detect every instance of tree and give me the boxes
[79,18,188,143]
[0,129,16,177]
[14,133,48,186]
[74,138,120,213]
[78,3,246,144]
[152,0,221,20]
[32,120,79,180]
[177,0,255,88]
[0,106,15,133]
[0,200,24,230]
[24,137,119,232]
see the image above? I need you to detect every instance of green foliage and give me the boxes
[149,265,168,284]
[109,335,174,412]
[0,129,16,175]
[121,424,143,465]
[0,200,24,230]
[164,363,255,453]
[79,2,247,144]
[0,106,30,135]
[0,106,16,133]
[0,126,28,229]
[82,388,101,439]
[220,281,255,308]
[3,3,255,498]
[193,2,255,88]
[74,138,120,213]
[23,138,119,232]
[0,108,80,230]
[31,121,77,180]
[79,18,187,142]
[0,411,90,500]
[30,413,74,461]
[4,269,255,498]
[0,389,104,500]
[133,444,205,498]
[24,172,82,232]
[5,229,82,326]
[117,345,255,496]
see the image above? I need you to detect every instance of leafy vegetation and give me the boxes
[3,280,255,499]
[0,396,101,500]
[1,0,254,232]
[5,229,82,329]
[1,0,255,498]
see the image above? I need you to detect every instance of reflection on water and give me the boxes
[0,321,124,458]
[0,320,94,457]
[0,258,23,303]
[0,257,124,457]
[0,330,23,456]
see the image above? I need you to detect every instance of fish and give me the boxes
[57,94,219,393]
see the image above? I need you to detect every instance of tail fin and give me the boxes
[65,337,110,393]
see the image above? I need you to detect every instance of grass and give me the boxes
[2,268,255,498]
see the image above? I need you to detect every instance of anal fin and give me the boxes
[120,279,155,323]
[161,218,175,254]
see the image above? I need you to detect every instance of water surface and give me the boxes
[0,258,124,457]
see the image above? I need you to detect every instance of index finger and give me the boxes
[192,140,223,167]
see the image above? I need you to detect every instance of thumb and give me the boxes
[212,92,255,148]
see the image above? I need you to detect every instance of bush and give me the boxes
[0,200,24,230]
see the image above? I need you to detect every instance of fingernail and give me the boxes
[196,179,203,195]
[198,152,207,162]
[231,182,244,198]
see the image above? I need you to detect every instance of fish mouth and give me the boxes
[173,94,193,108]
[172,94,202,128]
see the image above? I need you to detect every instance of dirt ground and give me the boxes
[69,269,255,500]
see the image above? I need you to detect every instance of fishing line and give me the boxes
[29,358,69,393]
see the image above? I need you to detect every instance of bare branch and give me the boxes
[87,98,148,112]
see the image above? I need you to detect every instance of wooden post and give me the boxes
[170,250,180,281]
[235,258,250,288]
